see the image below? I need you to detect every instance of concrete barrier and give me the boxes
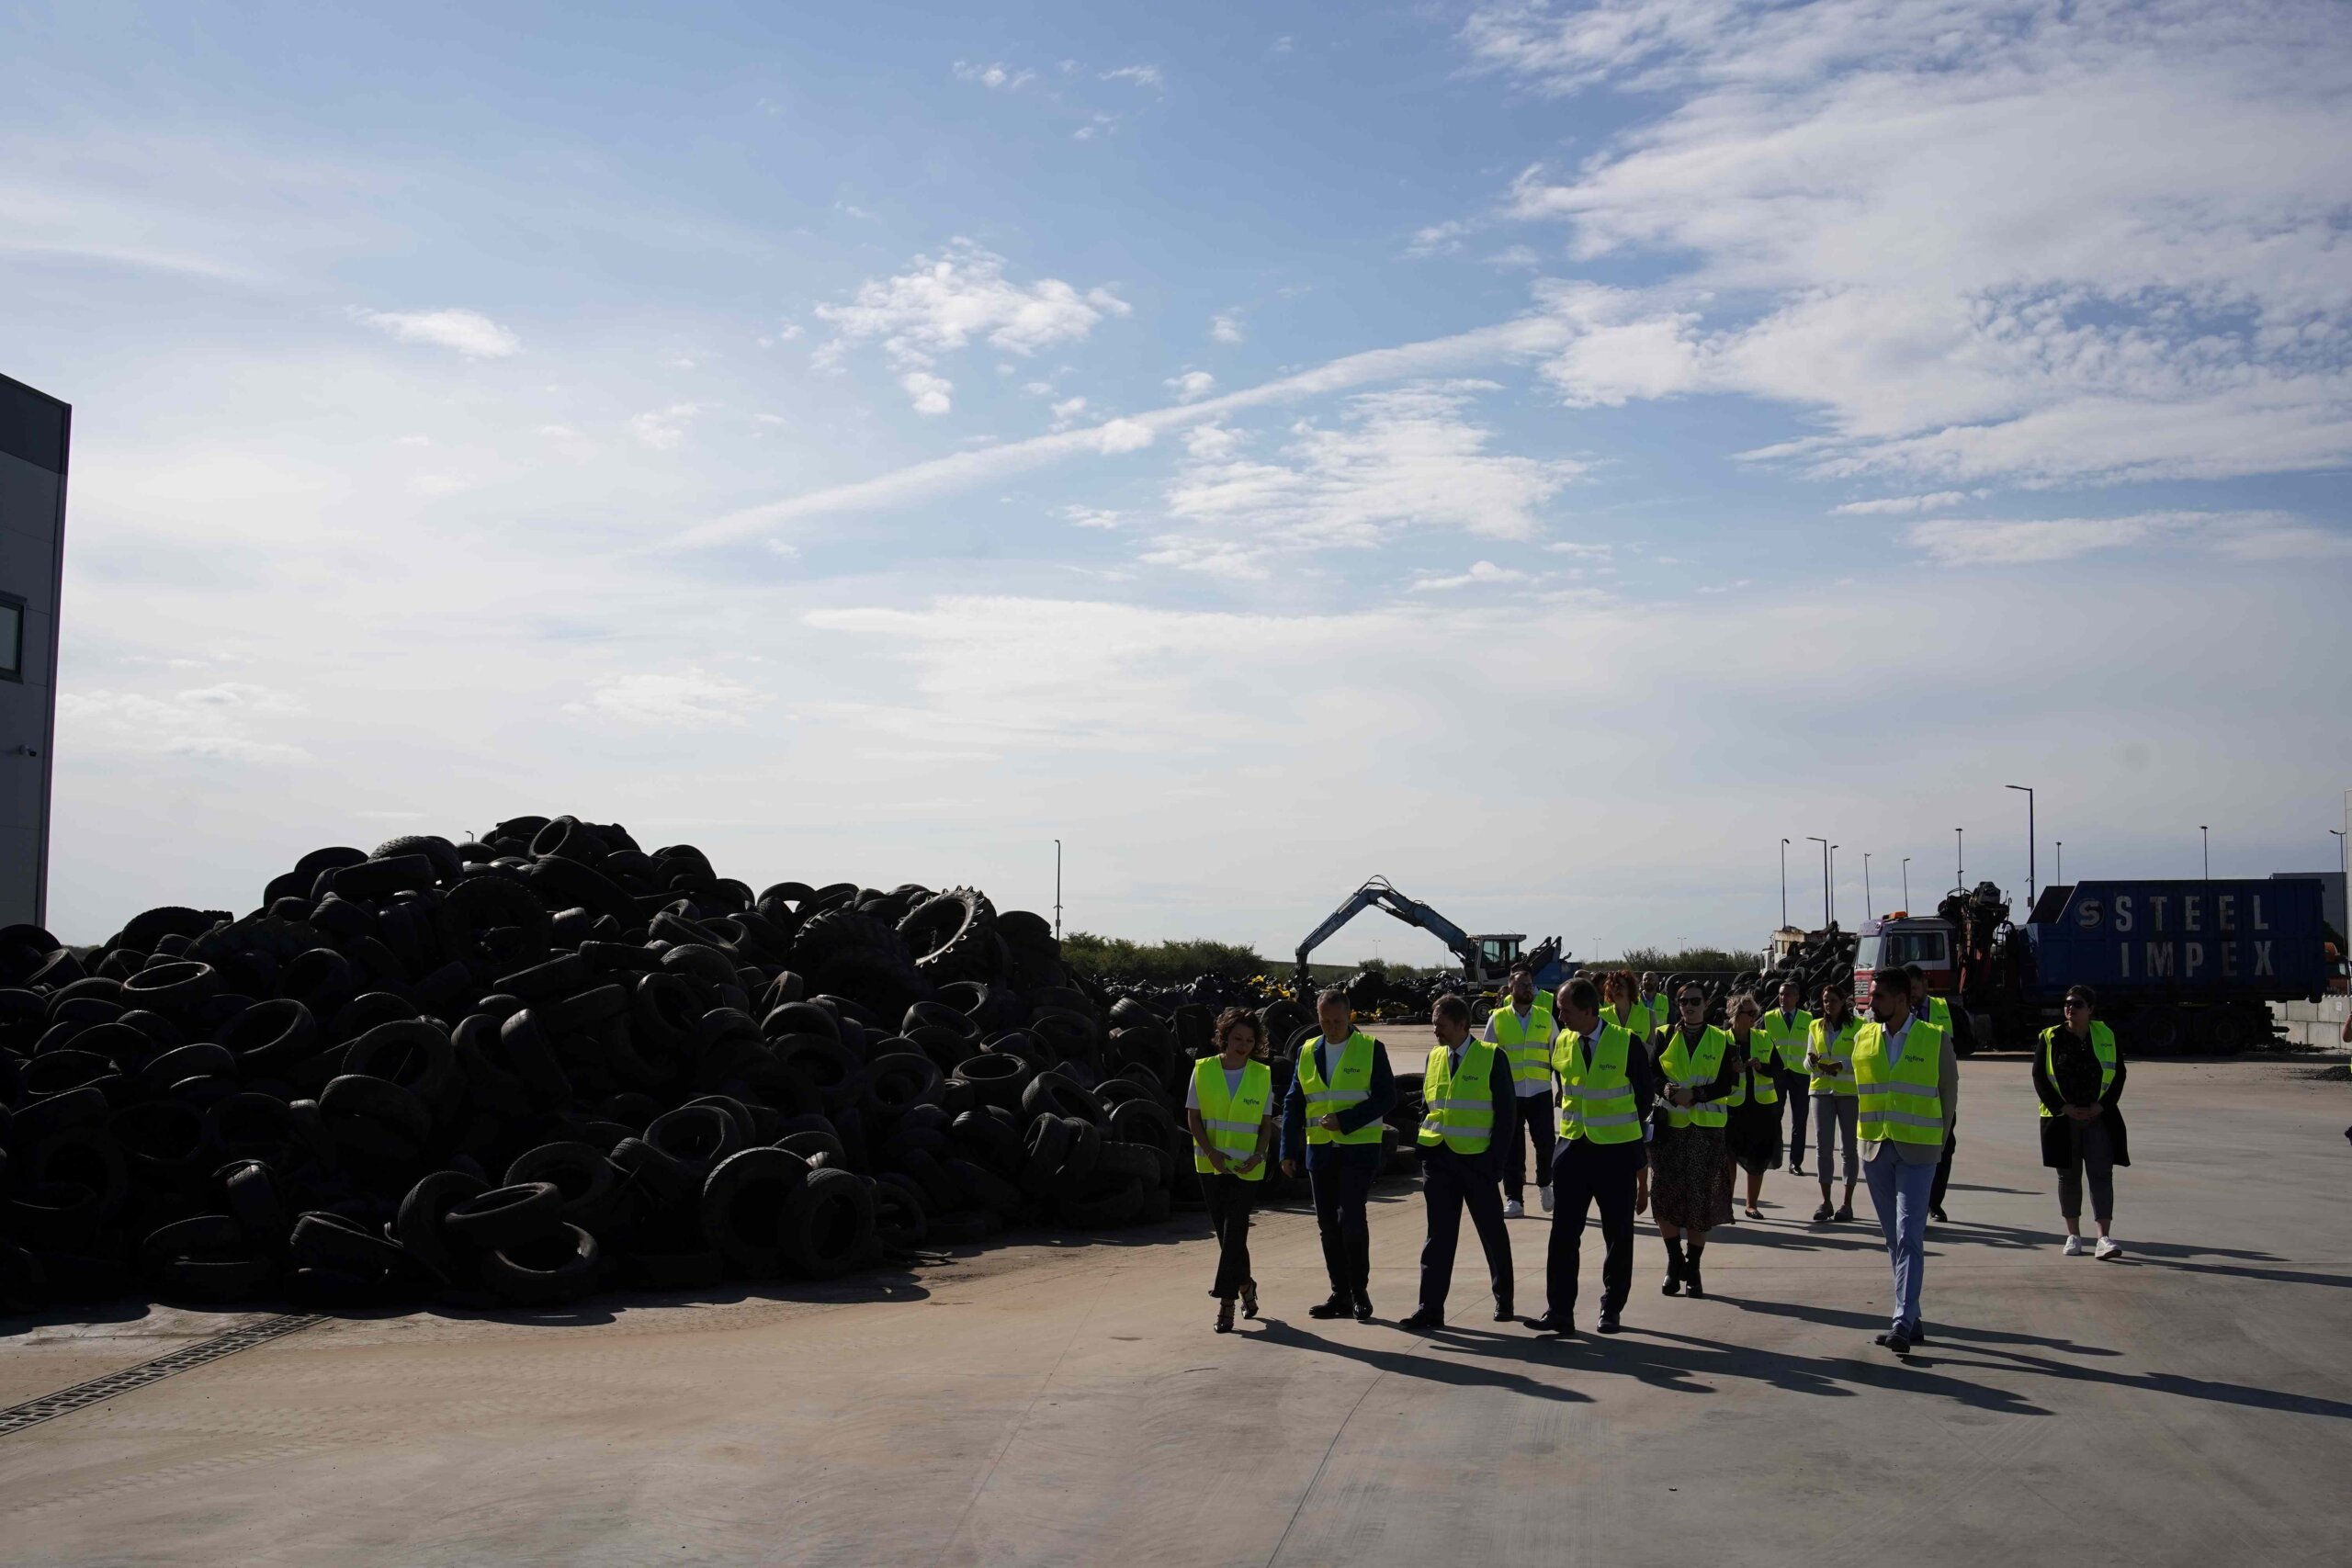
[2271,995,2349,1049]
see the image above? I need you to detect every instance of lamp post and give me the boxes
[1053,840,1063,940]
[1864,852,1873,919]
[1780,838,1791,930]
[1805,837,1830,930]
[2332,828,2345,883]
[1830,845,1839,926]
[1901,857,1911,908]
[1955,828,1964,892]
[2200,825,2210,880]
[2055,841,2063,883]
[2006,784,2035,907]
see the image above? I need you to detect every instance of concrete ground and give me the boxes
[3,1056,2347,1568]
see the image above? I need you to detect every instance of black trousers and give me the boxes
[1930,1127,1956,1210]
[1201,1173,1258,1299]
[1418,1147,1513,1315]
[1781,1068,1811,1164]
[1504,1089,1556,1201]
[1546,1137,1643,1320]
[1308,1151,1377,1297]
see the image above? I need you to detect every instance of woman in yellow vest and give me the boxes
[1186,1008,1277,1333]
[1600,970,1653,1049]
[2033,984,2129,1258]
[1720,992,1782,1220]
[1649,985,1738,1298]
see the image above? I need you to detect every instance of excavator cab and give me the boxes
[1469,936,1526,986]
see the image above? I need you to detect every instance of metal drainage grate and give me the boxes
[0,1314,324,1438]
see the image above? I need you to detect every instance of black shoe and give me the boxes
[1352,1290,1375,1323]
[1306,1293,1348,1320]
[1791,1163,1807,1177]
[1684,1254,1706,1300]
[1242,1279,1260,1320]
[1493,1294,1514,1323]
[1835,1201,1853,1222]
[1216,1299,1236,1334]
[1398,1307,1444,1332]
[1930,1206,1948,1223]
[1874,1329,1912,1355]
[1597,1311,1623,1335]
[1526,1314,1574,1336]
[1906,1322,1928,1345]
[1812,1201,1834,1223]
[1661,1265,1681,1297]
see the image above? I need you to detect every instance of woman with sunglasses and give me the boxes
[1649,986,1738,1297]
[1720,991,1782,1220]
[1600,970,1655,1052]
[2033,985,2129,1258]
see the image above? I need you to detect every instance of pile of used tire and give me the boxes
[0,818,1208,1314]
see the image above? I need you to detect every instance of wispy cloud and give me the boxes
[952,61,1035,91]
[1833,491,1975,515]
[564,668,770,728]
[1906,510,2352,567]
[1100,64,1165,90]
[352,307,520,359]
[1211,313,1246,344]
[1410,560,1530,591]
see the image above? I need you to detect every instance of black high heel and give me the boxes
[1241,1279,1259,1320]
[1216,1298,1236,1334]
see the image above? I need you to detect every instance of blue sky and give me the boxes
[8,0,2349,961]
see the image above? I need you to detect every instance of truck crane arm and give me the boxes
[1294,876,1480,995]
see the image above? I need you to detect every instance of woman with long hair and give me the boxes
[1186,1007,1276,1332]
[1721,991,1783,1219]
[1600,970,1653,1049]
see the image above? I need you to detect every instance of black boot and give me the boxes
[1684,1246,1706,1300]
[1661,1235,1685,1297]
[1351,1288,1375,1323]
[1307,1292,1349,1320]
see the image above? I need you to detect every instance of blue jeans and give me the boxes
[1862,1145,1937,1332]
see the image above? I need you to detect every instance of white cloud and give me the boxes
[1093,418,1154,454]
[1832,491,1974,515]
[1406,220,1471,257]
[1166,369,1216,400]
[353,307,521,359]
[1185,424,1241,460]
[1906,510,2352,567]
[813,240,1129,412]
[1409,560,1530,591]
[60,684,314,766]
[1545,539,1612,558]
[1211,312,1245,344]
[1062,505,1123,529]
[565,668,770,729]
[953,61,1035,90]
[1153,382,1581,571]
[1101,64,1164,90]
[1473,0,2352,488]
[631,403,702,449]
[1049,395,1089,429]
[901,371,954,416]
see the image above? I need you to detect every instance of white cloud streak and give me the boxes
[353,307,521,359]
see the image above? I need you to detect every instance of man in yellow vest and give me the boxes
[1399,994,1517,1332]
[1758,978,1815,1177]
[1481,962,1559,1218]
[1855,967,1959,1356]
[1525,976,1658,1337]
[1281,988,1397,1321]
[1805,981,1862,1223]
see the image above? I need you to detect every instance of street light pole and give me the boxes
[2332,828,2345,883]
[1806,837,1830,931]
[1864,852,1873,919]
[2055,841,2064,883]
[1901,857,1911,908]
[1955,828,1964,891]
[2006,784,2035,907]
[2200,825,2210,880]
[1780,838,1790,929]
[1053,840,1063,941]
[1830,845,1839,927]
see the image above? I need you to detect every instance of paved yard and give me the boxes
[3,1056,2346,1566]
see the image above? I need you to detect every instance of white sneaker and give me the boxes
[2062,1235,2086,1257]
[1538,1186,1555,1213]
[2095,1237,2122,1260]
[1502,1199,1525,1218]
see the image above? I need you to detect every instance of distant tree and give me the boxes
[1061,931,1267,986]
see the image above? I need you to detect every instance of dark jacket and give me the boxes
[1411,1034,1519,1177]
[1279,1035,1397,1167]
[2032,1024,2131,1168]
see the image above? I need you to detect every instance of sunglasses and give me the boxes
[1678,995,1705,1006]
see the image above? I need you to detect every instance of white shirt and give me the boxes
[1481,1001,1555,1100]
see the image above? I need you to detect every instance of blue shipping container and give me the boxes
[2025,879,2326,1002]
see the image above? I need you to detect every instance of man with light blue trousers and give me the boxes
[1852,966,1959,1357]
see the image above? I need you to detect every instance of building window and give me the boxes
[0,594,21,682]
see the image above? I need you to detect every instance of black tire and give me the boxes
[1020,1115,1072,1200]
[645,1105,744,1175]
[481,1224,601,1306]
[373,834,463,883]
[1057,1116,1103,1185]
[494,953,588,1001]
[320,1074,433,1145]
[341,1021,459,1111]
[443,1181,565,1252]
[441,875,553,971]
[948,1109,1023,1177]
[1057,1174,1147,1228]
[120,959,220,1017]
[700,1146,812,1276]
[944,1156,1022,1221]
[870,1178,927,1249]
[865,1052,944,1119]
[1095,1141,1161,1182]
[1021,1070,1104,1128]
[289,1211,413,1279]
[776,1129,848,1165]
[223,1158,290,1245]
[505,1142,620,1233]
[782,1167,876,1279]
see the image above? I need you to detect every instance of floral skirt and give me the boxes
[1649,1122,1734,1232]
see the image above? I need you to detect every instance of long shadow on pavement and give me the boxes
[1250,1317,1594,1404]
